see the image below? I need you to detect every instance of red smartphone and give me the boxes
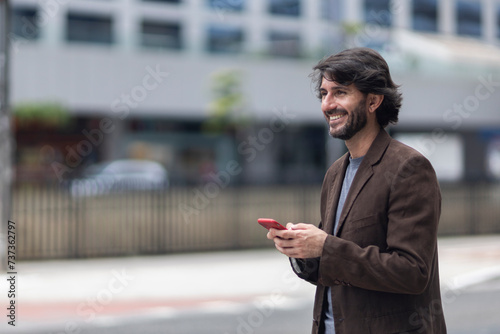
[258,218,287,230]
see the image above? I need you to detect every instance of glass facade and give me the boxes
[11,7,40,40]
[66,14,113,44]
[497,4,500,39]
[141,21,182,49]
[321,0,342,21]
[207,25,244,53]
[268,31,301,57]
[269,0,301,17]
[456,0,482,37]
[141,0,181,3]
[413,0,438,32]
[364,0,392,27]
[207,0,245,12]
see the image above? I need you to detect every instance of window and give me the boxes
[486,137,500,180]
[268,31,301,57]
[141,0,181,3]
[496,4,500,39]
[141,21,182,49]
[456,0,482,37]
[269,0,301,17]
[394,133,464,182]
[207,0,244,12]
[321,0,342,21]
[276,125,326,184]
[10,7,40,40]
[412,0,438,32]
[207,26,244,53]
[66,14,113,44]
[364,0,392,27]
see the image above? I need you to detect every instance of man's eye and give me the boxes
[336,91,346,96]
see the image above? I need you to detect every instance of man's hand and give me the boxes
[267,223,328,259]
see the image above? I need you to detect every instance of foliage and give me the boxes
[203,69,250,134]
[13,102,70,128]
[341,22,364,36]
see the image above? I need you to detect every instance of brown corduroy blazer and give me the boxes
[291,129,447,334]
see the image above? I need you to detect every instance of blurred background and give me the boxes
[2,0,500,260]
[1,0,500,333]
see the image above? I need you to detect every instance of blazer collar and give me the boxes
[332,128,391,235]
[363,127,392,168]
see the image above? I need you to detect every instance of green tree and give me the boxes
[203,69,250,134]
[13,102,70,129]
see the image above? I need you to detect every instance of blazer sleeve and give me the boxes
[289,257,320,285]
[317,155,441,295]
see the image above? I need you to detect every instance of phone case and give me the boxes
[257,218,287,230]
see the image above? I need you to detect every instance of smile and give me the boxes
[329,114,346,121]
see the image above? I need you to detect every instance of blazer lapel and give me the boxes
[323,153,350,235]
[334,129,392,236]
[335,161,373,235]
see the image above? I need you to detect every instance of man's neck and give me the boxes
[345,124,381,159]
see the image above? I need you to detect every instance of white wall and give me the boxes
[12,43,500,129]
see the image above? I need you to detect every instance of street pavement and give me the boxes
[1,234,500,333]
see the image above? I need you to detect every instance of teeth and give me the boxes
[330,115,344,120]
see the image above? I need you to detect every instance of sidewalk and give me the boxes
[2,234,500,332]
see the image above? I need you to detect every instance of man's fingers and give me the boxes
[275,243,301,258]
[274,236,296,249]
[268,228,293,242]
[267,228,281,239]
[292,223,312,230]
[269,228,293,239]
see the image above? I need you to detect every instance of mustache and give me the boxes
[325,108,347,116]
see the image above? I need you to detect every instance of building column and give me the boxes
[303,0,322,57]
[116,0,139,50]
[38,0,67,46]
[392,0,412,30]
[343,0,363,23]
[439,0,456,35]
[247,0,267,54]
[482,0,496,44]
[184,0,204,55]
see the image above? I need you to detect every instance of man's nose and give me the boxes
[322,95,338,113]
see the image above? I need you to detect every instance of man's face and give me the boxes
[319,78,368,141]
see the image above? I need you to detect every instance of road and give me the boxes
[443,277,500,334]
[11,277,500,334]
[4,235,500,334]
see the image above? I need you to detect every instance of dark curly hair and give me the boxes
[311,47,402,128]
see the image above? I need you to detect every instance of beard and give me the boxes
[328,98,367,140]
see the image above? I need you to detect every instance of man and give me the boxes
[267,48,447,334]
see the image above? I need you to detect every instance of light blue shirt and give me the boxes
[323,155,364,333]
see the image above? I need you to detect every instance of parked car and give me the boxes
[70,159,168,197]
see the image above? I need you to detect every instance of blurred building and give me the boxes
[9,0,500,185]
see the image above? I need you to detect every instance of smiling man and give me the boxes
[267,48,447,334]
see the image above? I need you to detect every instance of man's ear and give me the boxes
[368,94,384,113]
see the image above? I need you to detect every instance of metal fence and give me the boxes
[11,182,500,260]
